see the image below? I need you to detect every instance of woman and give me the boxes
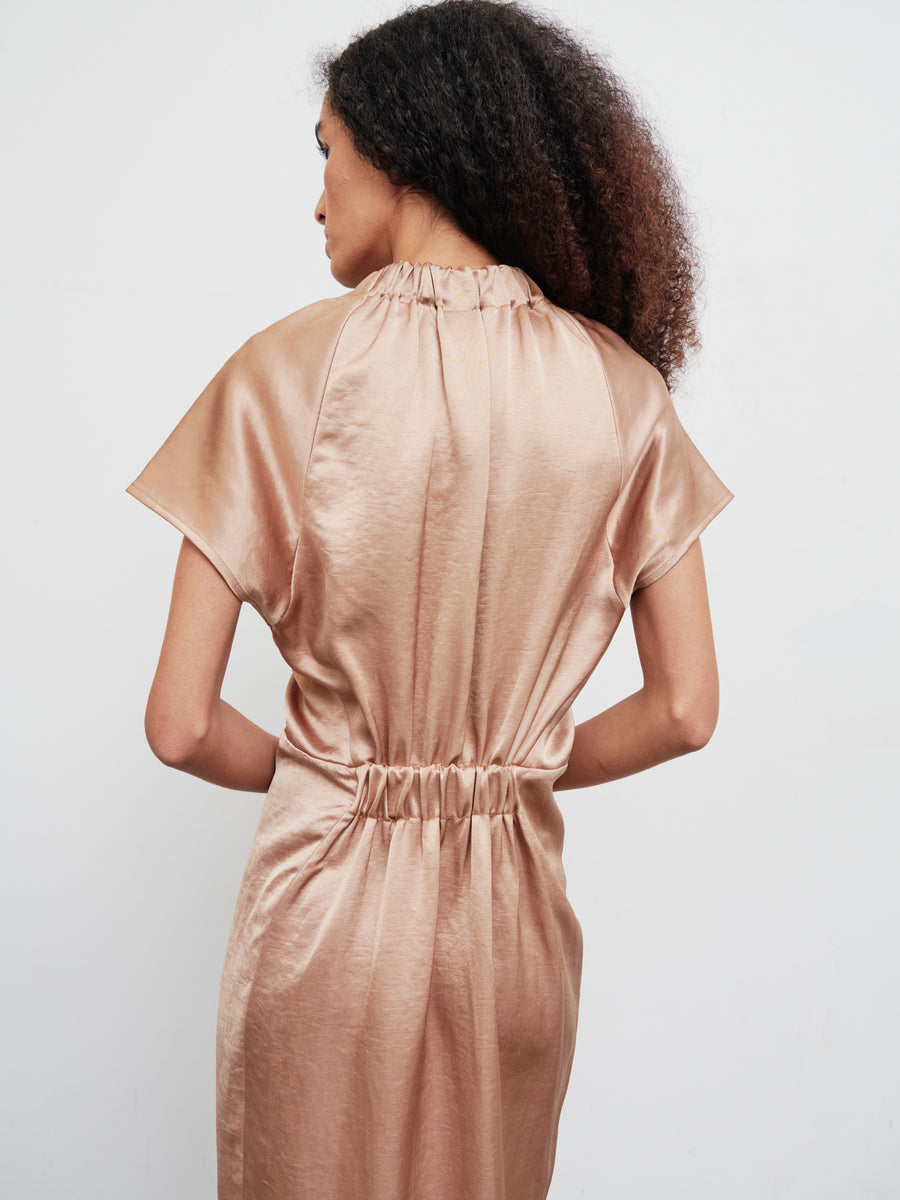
[126,1,732,1196]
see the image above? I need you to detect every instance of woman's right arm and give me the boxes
[554,539,720,791]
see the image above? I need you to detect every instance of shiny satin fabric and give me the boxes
[126,260,732,1200]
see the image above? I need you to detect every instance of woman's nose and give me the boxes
[314,192,326,226]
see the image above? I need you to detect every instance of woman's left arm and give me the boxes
[143,536,279,792]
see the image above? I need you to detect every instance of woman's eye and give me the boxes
[316,142,329,160]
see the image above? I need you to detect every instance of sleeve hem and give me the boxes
[124,481,251,605]
[632,487,734,592]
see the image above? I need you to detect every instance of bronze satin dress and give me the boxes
[126,261,732,1200]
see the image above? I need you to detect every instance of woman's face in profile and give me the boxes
[314,98,402,288]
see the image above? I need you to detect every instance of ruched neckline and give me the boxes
[360,259,545,310]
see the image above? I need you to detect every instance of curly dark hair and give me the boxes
[314,0,703,387]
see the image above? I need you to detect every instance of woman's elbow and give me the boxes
[668,688,719,753]
[143,697,209,767]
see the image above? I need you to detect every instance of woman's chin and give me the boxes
[330,257,378,290]
[326,252,350,286]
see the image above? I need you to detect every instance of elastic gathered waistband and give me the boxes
[353,759,559,821]
[274,735,564,820]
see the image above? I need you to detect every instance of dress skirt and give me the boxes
[215,736,584,1200]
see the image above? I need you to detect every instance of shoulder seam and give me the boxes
[556,311,629,609]
[603,364,628,609]
[275,291,372,626]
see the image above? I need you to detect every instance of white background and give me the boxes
[2,0,898,1196]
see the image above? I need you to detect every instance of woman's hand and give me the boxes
[142,536,279,793]
[555,539,720,791]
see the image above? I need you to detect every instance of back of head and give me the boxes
[316,0,703,388]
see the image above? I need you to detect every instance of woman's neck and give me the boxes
[387,191,500,270]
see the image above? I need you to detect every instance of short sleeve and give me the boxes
[606,376,733,606]
[125,335,309,627]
